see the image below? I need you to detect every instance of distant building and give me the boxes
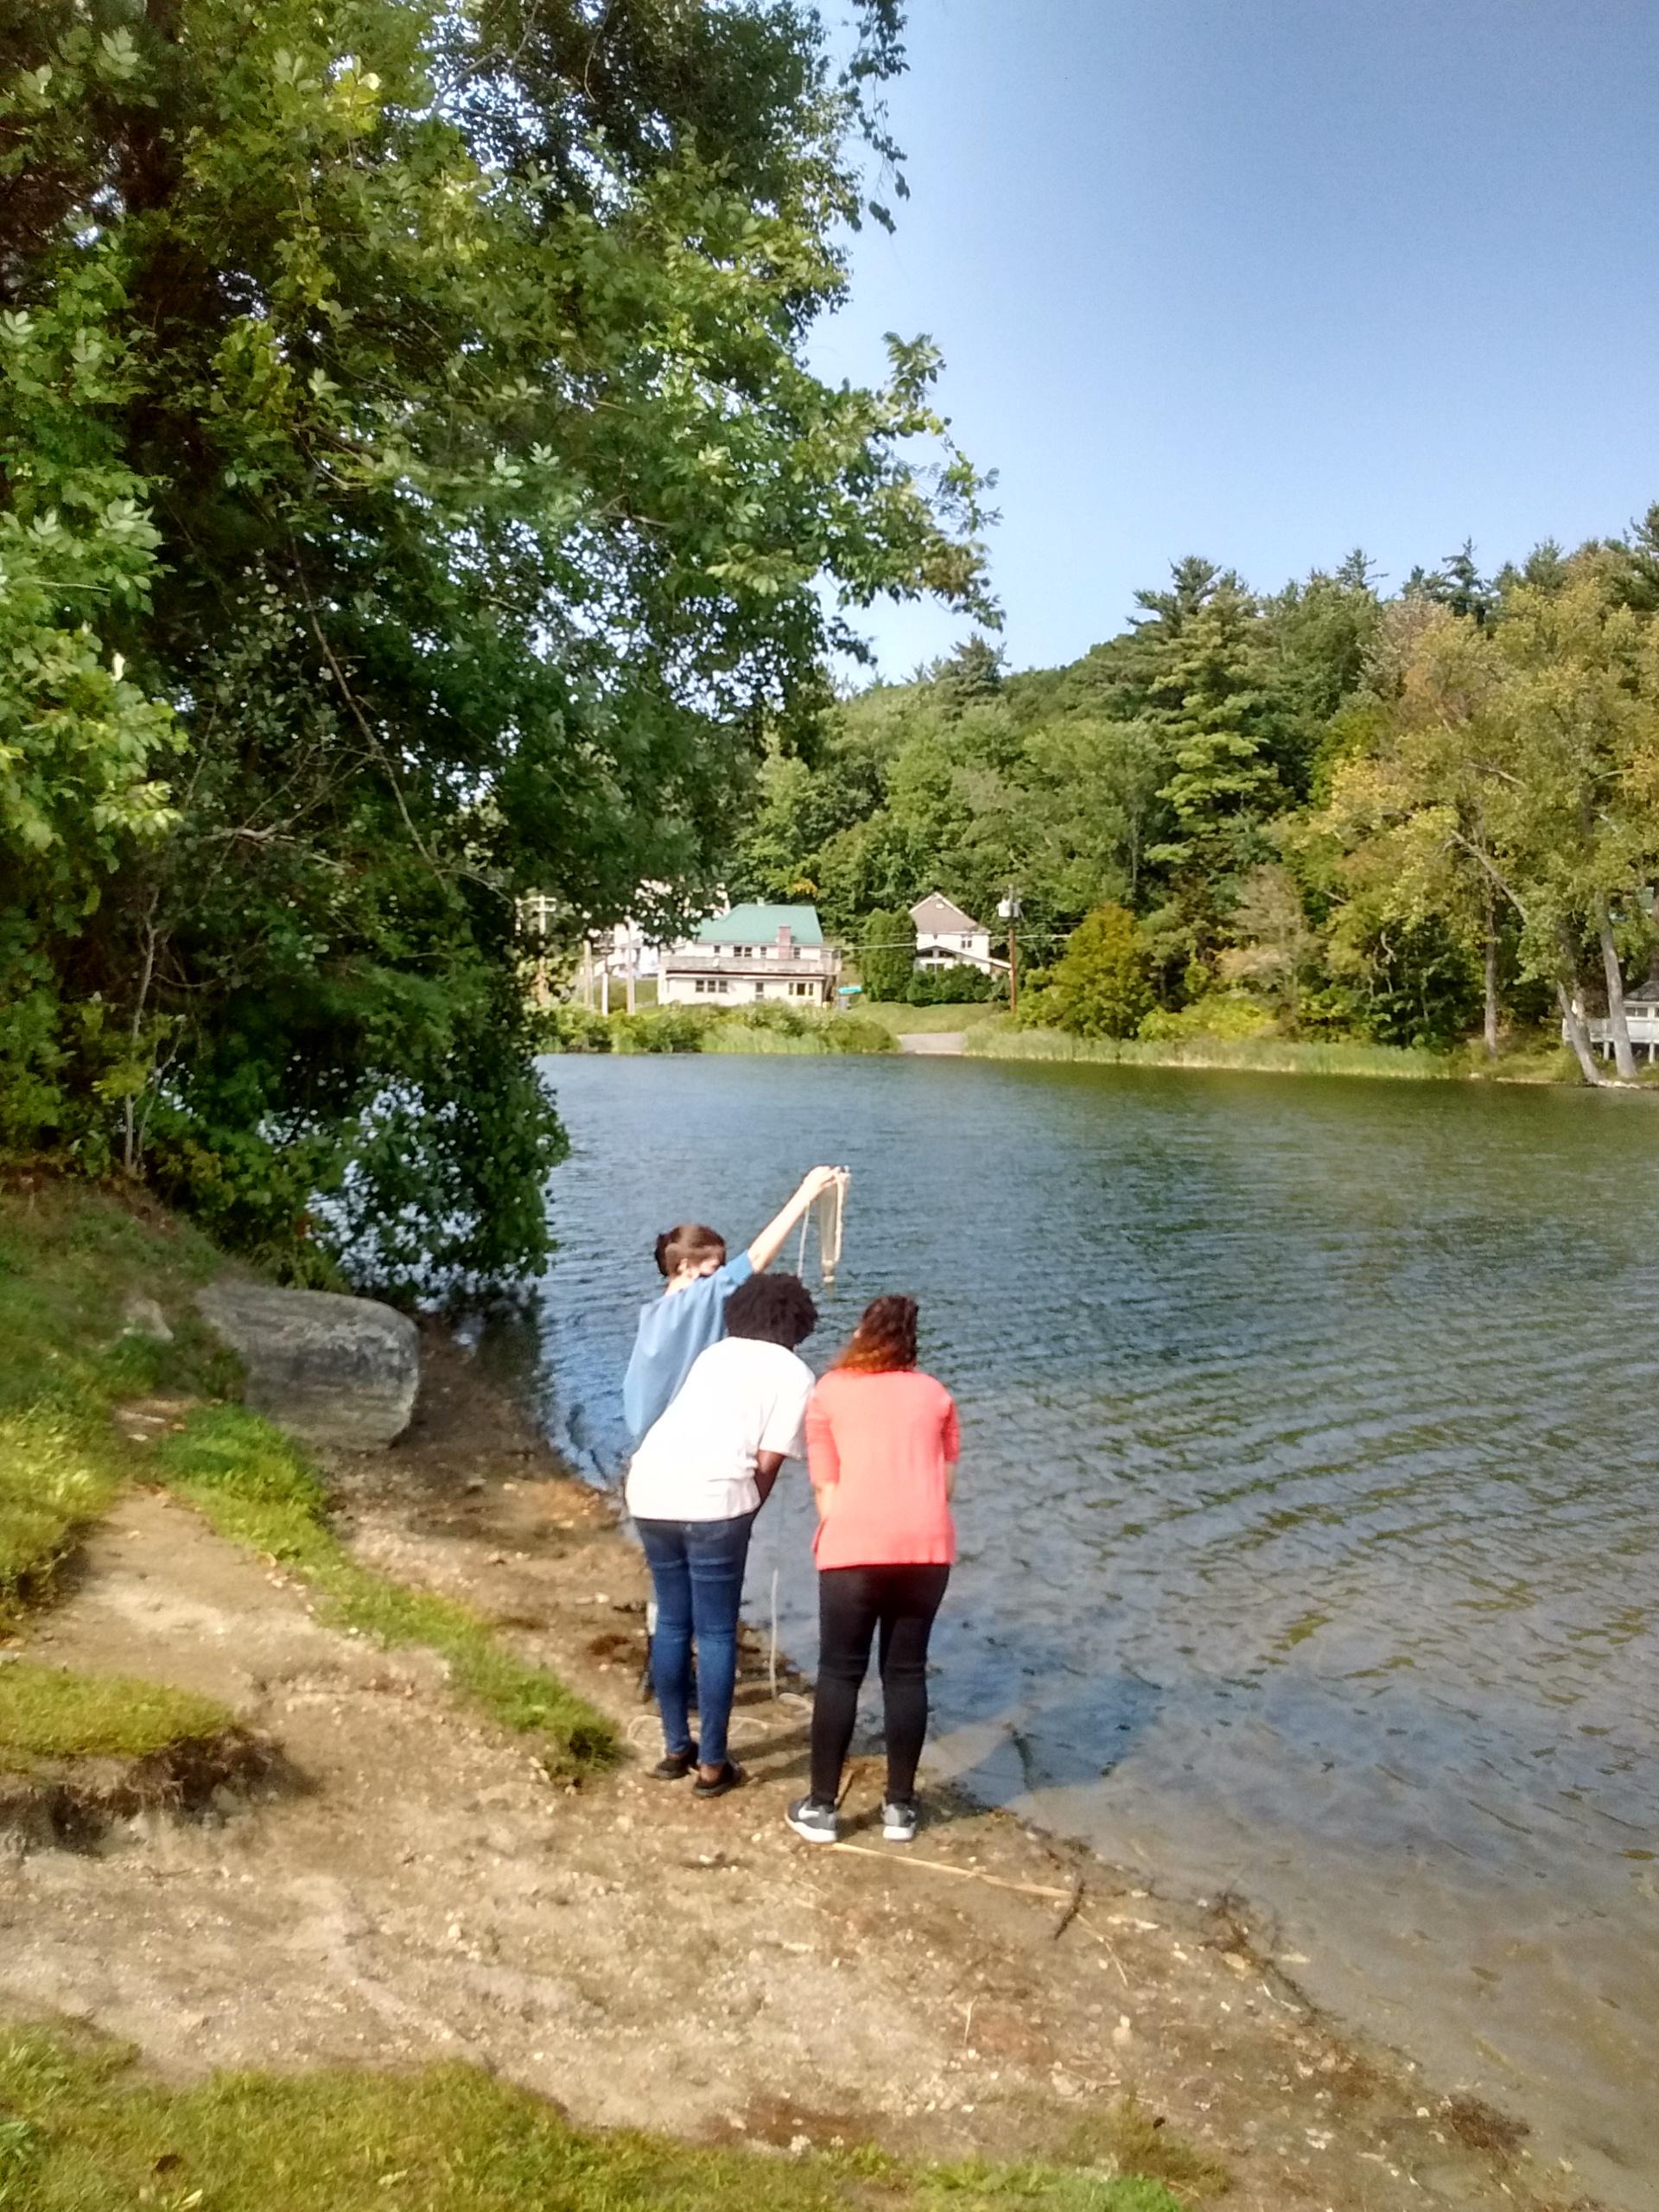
[658,903,842,1007]
[1576,977,1659,1063]
[910,892,999,976]
[519,895,661,1012]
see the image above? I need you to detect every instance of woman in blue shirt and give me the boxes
[622,1166,842,1440]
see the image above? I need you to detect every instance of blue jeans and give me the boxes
[635,1512,756,1769]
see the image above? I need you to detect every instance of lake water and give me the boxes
[522,1053,1659,2205]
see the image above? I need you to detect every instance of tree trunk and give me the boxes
[1482,885,1499,1058]
[1596,893,1637,1079]
[1555,977,1604,1085]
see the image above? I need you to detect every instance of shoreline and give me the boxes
[0,1177,1587,2211]
[541,1006,1637,1091]
[337,1327,1574,2211]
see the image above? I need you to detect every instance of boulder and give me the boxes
[120,1291,174,1343]
[196,1281,420,1451]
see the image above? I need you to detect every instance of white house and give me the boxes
[910,892,998,976]
[658,904,842,1007]
[1574,977,1659,1064]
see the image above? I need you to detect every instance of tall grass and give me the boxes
[963,1024,1456,1080]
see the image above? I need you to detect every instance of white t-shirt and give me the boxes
[625,1336,814,1522]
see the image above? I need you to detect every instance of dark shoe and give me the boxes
[692,1760,746,1800]
[881,1798,919,1843]
[649,1743,698,1781]
[785,1796,839,1845]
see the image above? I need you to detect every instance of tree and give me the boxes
[0,0,992,1284]
[860,907,916,1001]
[1315,567,1659,1083]
[1047,905,1153,1039]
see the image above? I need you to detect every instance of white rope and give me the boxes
[793,1168,849,1288]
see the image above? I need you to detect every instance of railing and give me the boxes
[664,950,841,979]
[1574,1013,1659,1058]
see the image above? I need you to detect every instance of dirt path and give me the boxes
[0,1338,1578,2211]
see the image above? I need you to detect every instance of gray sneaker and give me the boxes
[785,1796,839,1845]
[881,1799,919,1843]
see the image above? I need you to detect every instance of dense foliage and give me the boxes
[859,905,916,999]
[0,0,989,1287]
[731,531,1659,1072]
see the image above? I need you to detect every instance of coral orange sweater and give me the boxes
[805,1368,959,1569]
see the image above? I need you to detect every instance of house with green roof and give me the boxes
[659,902,841,1007]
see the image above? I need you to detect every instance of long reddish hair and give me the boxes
[835,1294,918,1374]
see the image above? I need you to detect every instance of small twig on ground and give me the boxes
[1075,1912,1132,1987]
[829,1842,1075,1901]
[1052,1866,1084,1942]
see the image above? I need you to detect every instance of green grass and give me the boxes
[856,1001,1002,1036]
[963,1023,1456,1080]
[0,2027,1192,2212]
[0,1182,232,1630]
[0,1180,616,1783]
[0,1416,117,1634]
[0,1662,233,1771]
[152,1408,617,1781]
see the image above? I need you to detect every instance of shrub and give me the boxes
[611,1007,711,1053]
[1048,905,1154,1039]
[906,963,995,1006]
[860,908,917,1001]
[535,1006,613,1053]
[1138,993,1276,1042]
[821,1014,897,1053]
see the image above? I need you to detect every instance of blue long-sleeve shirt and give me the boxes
[622,1253,754,1441]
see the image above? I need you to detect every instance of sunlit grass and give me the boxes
[0,2026,1195,2212]
[0,1181,616,1782]
[0,1662,233,1771]
[153,1408,617,1781]
[855,1001,1002,1035]
[963,1025,1455,1079]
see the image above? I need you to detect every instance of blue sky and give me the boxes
[814,0,1659,678]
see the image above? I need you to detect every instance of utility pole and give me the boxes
[624,921,637,1014]
[998,887,1021,1017]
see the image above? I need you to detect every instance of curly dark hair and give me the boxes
[835,1294,918,1373]
[724,1269,818,1350]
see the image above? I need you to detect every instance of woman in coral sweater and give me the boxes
[787,1295,959,1847]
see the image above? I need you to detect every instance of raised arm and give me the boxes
[747,1166,842,1274]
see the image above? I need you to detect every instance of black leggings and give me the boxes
[810,1563,950,1804]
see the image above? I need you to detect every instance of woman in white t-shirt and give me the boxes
[626,1272,818,1798]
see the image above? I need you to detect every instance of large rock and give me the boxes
[197,1281,420,1451]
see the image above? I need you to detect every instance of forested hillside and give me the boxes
[729,530,1659,1075]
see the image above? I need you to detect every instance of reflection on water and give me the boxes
[524,1053,1659,2203]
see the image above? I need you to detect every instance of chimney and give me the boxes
[777,924,792,957]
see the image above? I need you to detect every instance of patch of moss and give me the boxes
[0,2027,1187,2212]
[0,1661,234,1770]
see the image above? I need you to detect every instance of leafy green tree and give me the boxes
[0,0,990,1282]
[860,906,916,1001]
[1047,904,1153,1039]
